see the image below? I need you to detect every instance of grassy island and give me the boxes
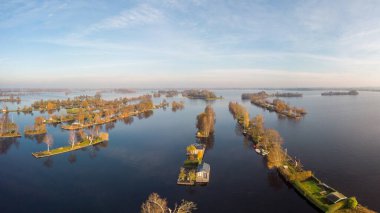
[32,132,109,158]
[182,89,222,100]
[229,102,373,213]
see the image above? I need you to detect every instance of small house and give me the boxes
[196,163,210,184]
[187,144,206,161]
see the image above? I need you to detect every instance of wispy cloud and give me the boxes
[74,4,164,37]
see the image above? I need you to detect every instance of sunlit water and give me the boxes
[0,90,379,212]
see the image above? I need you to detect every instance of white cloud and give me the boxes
[75,4,164,37]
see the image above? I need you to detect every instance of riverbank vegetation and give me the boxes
[229,102,373,213]
[182,89,222,100]
[141,193,196,213]
[196,105,215,138]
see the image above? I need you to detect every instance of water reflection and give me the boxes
[105,121,116,131]
[43,157,53,168]
[68,153,77,164]
[0,137,20,155]
[267,170,284,191]
[122,117,134,125]
[25,133,46,144]
[137,110,154,120]
[197,135,214,150]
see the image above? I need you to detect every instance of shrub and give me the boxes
[347,197,358,209]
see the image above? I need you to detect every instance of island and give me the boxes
[182,89,222,100]
[245,92,306,119]
[196,105,215,138]
[32,132,109,158]
[24,116,47,135]
[0,114,21,138]
[321,90,359,96]
[229,101,374,213]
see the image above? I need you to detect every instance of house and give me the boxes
[326,192,347,204]
[196,163,210,184]
[186,144,206,161]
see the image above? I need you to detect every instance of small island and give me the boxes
[182,89,222,100]
[177,144,210,186]
[196,105,215,138]
[171,101,185,112]
[322,90,359,96]
[24,116,47,135]
[245,92,306,119]
[32,132,109,158]
[0,114,21,138]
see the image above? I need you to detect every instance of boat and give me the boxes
[255,148,269,156]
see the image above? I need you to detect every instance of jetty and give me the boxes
[32,132,109,158]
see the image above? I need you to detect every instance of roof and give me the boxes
[326,192,347,204]
[192,143,205,150]
[197,163,210,173]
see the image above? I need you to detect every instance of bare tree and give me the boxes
[43,134,53,152]
[69,131,76,149]
[141,193,196,213]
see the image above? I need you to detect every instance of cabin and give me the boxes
[196,163,210,184]
[326,192,347,204]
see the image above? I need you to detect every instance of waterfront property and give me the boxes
[178,143,210,186]
[196,163,210,184]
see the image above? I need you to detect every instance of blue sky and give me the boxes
[1,0,380,88]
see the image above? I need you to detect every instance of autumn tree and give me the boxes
[196,106,216,138]
[77,109,85,124]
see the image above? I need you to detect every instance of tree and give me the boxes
[43,134,53,152]
[141,193,196,213]
[347,197,358,209]
[141,193,168,213]
[243,111,250,129]
[77,109,85,124]
[68,131,76,149]
[47,102,56,111]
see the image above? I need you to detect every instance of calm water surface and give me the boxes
[0,90,379,212]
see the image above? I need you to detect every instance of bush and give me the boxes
[347,197,358,209]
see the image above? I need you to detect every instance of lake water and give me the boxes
[0,90,379,212]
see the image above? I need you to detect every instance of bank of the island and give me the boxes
[229,102,374,213]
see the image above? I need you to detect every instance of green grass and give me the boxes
[32,137,107,158]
